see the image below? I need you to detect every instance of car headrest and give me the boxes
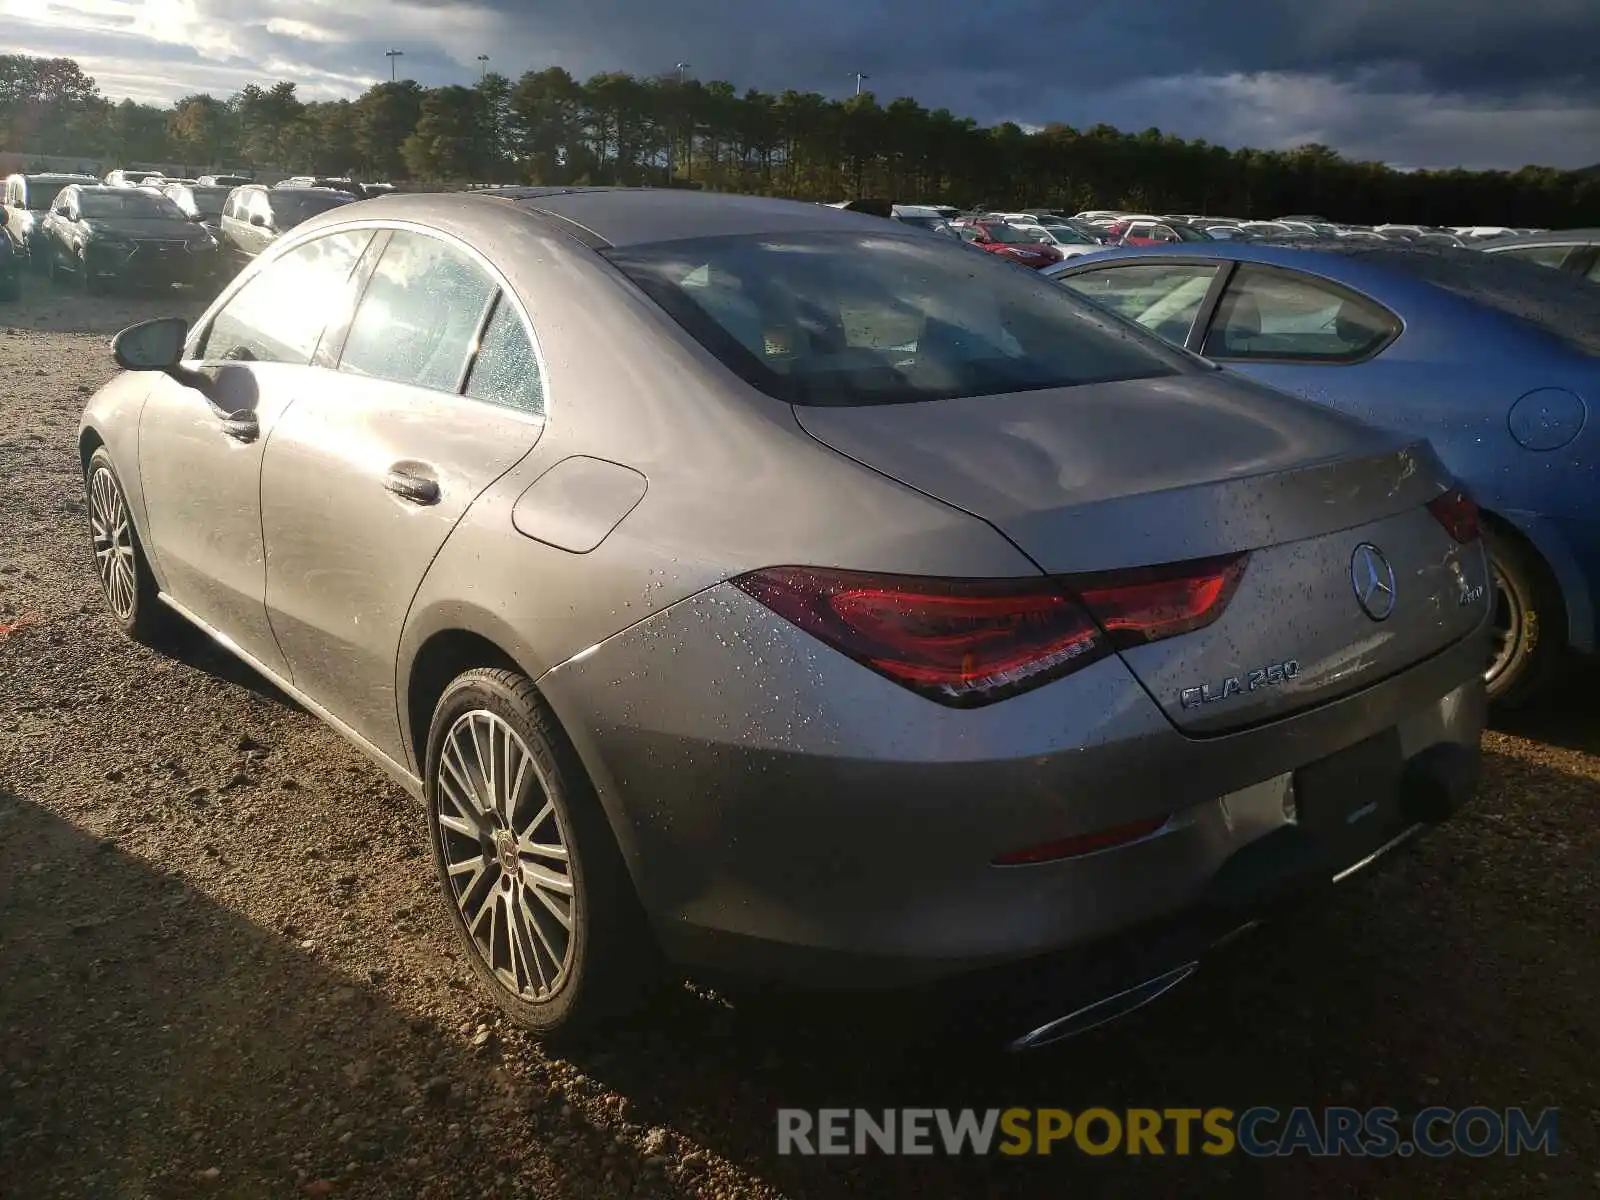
[1220,292,1262,340]
[1333,304,1373,347]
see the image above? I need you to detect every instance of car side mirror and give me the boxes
[249,213,267,228]
[112,317,189,373]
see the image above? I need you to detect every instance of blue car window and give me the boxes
[1058,263,1221,346]
[1202,266,1398,363]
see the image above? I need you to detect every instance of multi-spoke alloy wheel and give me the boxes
[425,668,661,1036]
[1479,526,1562,708]
[89,465,137,620]
[84,448,168,643]
[1485,558,1521,690]
[435,709,577,1001]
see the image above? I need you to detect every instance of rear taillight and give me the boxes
[1427,488,1480,544]
[1070,553,1249,649]
[733,554,1248,708]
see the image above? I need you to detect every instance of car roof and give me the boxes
[1477,229,1600,249]
[9,172,97,183]
[477,186,908,248]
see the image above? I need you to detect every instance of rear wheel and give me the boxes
[1483,523,1563,707]
[0,269,18,302]
[424,668,662,1039]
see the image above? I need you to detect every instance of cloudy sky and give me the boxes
[4,0,1599,170]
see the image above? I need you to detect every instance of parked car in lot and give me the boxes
[276,175,366,199]
[196,173,253,189]
[218,184,356,265]
[1047,242,1600,705]
[3,171,97,267]
[81,188,1490,1047]
[1477,229,1600,280]
[1105,218,1212,246]
[38,184,221,293]
[0,208,21,300]
[949,218,1063,267]
[161,181,232,237]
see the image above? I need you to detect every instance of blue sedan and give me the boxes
[1045,242,1600,705]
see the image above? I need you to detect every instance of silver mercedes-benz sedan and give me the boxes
[79,188,1492,1049]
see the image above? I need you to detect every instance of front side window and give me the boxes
[605,230,1186,407]
[339,230,497,392]
[196,229,373,364]
[1201,265,1398,362]
[1057,263,1221,346]
[464,295,545,416]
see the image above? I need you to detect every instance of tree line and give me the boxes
[3,53,1597,227]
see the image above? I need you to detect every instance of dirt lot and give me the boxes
[2,276,1597,1199]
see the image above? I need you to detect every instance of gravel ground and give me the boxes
[2,276,1597,1199]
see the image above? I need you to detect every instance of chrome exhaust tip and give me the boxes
[1007,962,1198,1053]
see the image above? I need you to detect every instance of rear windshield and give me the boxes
[269,190,355,223]
[24,179,75,211]
[605,231,1185,407]
[189,186,231,215]
[79,191,183,219]
[1358,246,1600,357]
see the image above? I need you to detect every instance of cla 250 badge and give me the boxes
[1180,660,1300,709]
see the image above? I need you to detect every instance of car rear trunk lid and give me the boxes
[793,372,1490,732]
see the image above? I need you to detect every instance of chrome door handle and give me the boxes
[384,467,441,506]
[220,412,259,442]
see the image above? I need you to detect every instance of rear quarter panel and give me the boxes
[396,216,1034,774]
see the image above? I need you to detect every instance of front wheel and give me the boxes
[1483,525,1564,707]
[85,448,173,644]
[424,668,662,1038]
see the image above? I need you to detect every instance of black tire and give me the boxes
[81,254,107,295]
[424,667,663,1039]
[1483,523,1564,707]
[85,447,173,645]
[0,270,18,302]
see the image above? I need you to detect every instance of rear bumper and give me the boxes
[537,585,1489,990]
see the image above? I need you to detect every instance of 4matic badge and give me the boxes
[1180,660,1300,709]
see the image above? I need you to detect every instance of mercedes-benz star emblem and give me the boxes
[1350,543,1397,622]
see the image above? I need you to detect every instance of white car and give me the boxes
[1002,221,1104,260]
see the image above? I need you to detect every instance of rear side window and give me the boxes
[1491,245,1571,269]
[464,296,544,415]
[1201,265,1398,362]
[339,230,497,391]
[197,229,373,364]
[605,231,1184,407]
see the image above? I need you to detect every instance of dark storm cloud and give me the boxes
[475,0,1600,103]
[6,0,1598,167]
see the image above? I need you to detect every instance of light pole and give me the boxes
[477,54,489,81]
[853,71,869,95]
[385,49,404,82]
[676,61,690,83]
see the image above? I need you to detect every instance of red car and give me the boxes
[950,220,1064,269]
